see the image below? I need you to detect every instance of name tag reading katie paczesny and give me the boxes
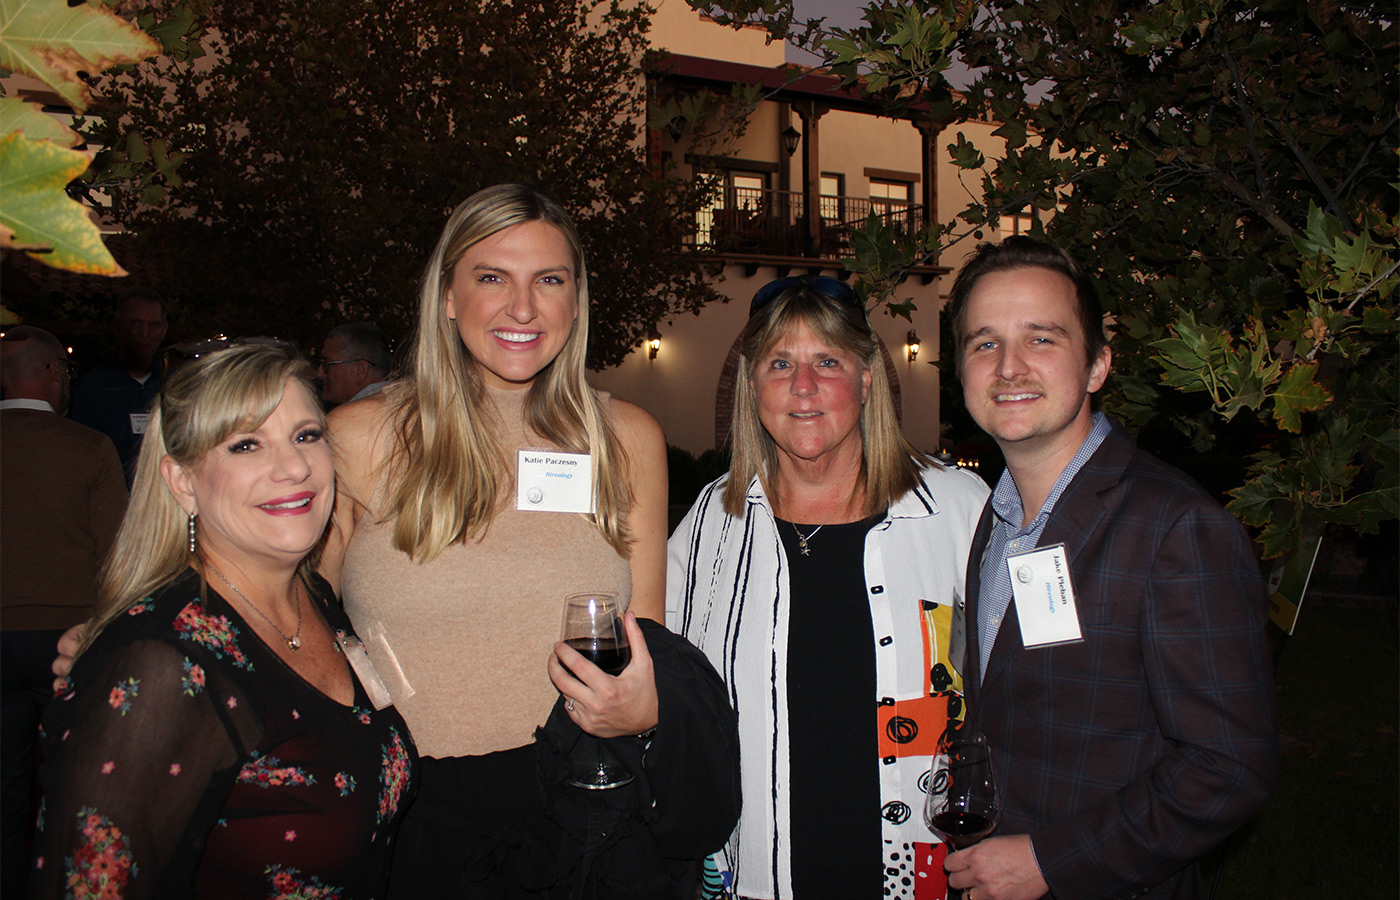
[516,450,595,514]
[1007,543,1084,649]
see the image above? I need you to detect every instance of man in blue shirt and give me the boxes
[70,288,167,484]
[943,238,1276,900]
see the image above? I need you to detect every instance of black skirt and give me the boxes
[389,747,567,900]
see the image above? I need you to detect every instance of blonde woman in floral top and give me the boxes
[31,345,417,899]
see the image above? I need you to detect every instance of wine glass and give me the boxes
[560,591,633,789]
[923,731,1001,897]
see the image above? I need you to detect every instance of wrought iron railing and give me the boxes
[692,187,922,257]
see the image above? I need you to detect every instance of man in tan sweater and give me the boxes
[1,326,126,894]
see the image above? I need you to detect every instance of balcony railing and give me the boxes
[692,187,923,257]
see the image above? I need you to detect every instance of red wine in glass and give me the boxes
[560,591,634,789]
[927,809,997,850]
[563,637,631,675]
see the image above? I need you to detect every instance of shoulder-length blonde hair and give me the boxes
[387,183,630,562]
[723,282,923,517]
[82,344,322,653]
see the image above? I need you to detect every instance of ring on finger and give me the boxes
[564,699,576,712]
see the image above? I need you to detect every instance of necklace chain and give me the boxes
[207,563,303,651]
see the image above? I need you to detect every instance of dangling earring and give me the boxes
[188,513,197,554]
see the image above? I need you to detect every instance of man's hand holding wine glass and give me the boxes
[944,834,1049,900]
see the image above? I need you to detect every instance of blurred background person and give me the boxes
[32,344,416,899]
[316,321,393,408]
[1,327,127,897]
[70,287,169,484]
[667,277,989,899]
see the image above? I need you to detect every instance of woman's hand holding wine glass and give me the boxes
[547,592,659,739]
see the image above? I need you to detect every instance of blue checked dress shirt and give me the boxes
[977,411,1111,677]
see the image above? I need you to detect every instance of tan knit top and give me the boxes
[341,385,631,758]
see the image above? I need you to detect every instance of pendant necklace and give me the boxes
[790,503,842,557]
[207,563,304,651]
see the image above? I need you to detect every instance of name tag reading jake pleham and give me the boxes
[516,450,595,514]
[1007,543,1084,649]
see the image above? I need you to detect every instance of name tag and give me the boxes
[336,634,395,711]
[516,450,595,514]
[1008,543,1084,649]
[129,412,149,435]
[949,588,967,678]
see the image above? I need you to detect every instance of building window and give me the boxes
[695,170,769,246]
[868,178,915,235]
[820,173,845,222]
[996,211,1035,236]
[869,178,912,208]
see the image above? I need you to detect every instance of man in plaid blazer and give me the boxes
[942,238,1277,900]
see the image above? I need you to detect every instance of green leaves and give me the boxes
[0,96,79,146]
[1272,363,1331,434]
[1150,312,1333,431]
[0,132,123,274]
[821,1,963,99]
[0,0,160,278]
[0,0,159,111]
[947,132,984,169]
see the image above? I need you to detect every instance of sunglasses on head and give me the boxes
[749,275,864,318]
[161,336,299,377]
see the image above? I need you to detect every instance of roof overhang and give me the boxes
[648,52,930,120]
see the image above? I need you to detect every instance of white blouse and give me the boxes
[667,460,990,899]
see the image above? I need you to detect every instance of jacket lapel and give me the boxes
[976,425,1136,694]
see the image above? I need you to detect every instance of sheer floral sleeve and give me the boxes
[31,573,416,900]
[33,626,258,899]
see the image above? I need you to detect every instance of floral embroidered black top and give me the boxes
[32,569,418,900]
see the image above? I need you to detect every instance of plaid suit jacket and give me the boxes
[964,423,1277,900]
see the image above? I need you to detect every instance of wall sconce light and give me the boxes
[648,329,661,361]
[781,124,802,157]
[906,330,920,363]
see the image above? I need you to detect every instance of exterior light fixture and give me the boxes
[781,124,802,157]
[907,329,920,363]
[648,329,661,361]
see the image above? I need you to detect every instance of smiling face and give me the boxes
[959,265,1111,465]
[443,219,580,391]
[752,319,872,472]
[164,380,334,572]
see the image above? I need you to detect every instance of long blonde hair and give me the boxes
[723,283,923,517]
[388,184,630,562]
[82,345,322,653]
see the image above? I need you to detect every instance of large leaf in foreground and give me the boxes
[0,132,124,275]
[0,0,159,111]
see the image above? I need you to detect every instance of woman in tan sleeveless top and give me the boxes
[321,184,668,898]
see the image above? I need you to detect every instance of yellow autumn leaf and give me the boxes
[0,131,125,275]
[0,0,160,113]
